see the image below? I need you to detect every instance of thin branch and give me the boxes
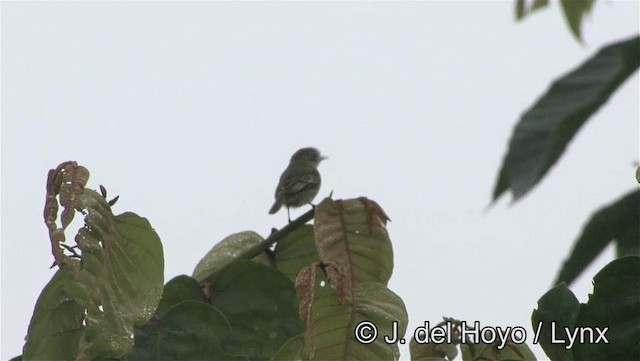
[202,207,315,284]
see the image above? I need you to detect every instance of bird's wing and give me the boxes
[276,169,320,197]
[287,173,320,194]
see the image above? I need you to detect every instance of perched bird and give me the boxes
[269,147,327,222]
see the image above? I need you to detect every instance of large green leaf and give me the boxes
[209,260,304,361]
[22,268,84,361]
[533,257,640,360]
[124,301,245,361]
[274,225,319,282]
[573,256,640,360]
[531,284,580,360]
[25,184,164,360]
[303,282,408,361]
[493,35,640,202]
[154,275,207,318]
[193,231,271,282]
[554,189,639,286]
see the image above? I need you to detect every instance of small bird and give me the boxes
[269,147,327,222]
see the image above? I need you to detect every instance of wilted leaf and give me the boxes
[25,162,164,360]
[295,265,318,326]
[44,161,89,266]
[313,198,394,302]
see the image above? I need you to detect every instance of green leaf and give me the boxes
[209,260,304,361]
[559,0,595,42]
[554,189,639,286]
[274,225,319,282]
[271,333,305,361]
[192,231,271,282]
[24,190,164,360]
[304,282,408,361]
[514,0,550,21]
[124,301,246,361]
[155,275,206,318]
[460,342,536,361]
[533,257,640,361]
[493,35,640,202]
[572,256,640,360]
[410,331,457,360]
[531,283,580,360]
[616,224,640,258]
[22,268,83,361]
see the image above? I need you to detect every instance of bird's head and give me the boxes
[290,147,327,166]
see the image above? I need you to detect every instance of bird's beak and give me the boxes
[320,155,328,161]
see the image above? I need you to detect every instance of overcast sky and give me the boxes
[2,2,638,359]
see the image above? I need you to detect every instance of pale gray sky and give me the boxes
[2,2,638,359]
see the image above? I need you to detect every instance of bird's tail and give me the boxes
[269,200,282,214]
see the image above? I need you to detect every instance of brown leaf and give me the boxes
[43,161,91,267]
[295,265,316,324]
[313,197,393,300]
[295,264,318,356]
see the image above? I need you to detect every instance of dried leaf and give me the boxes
[43,161,91,267]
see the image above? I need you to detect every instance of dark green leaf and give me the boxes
[554,189,639,285]
[274,225,319,282]
[615,221,640,258]
[209,260,304,361]
[155,275,206,318]
[124,301,245,361]
[573,256,640,360]
[271,333,304,361]
[22,268,83,361]
[531,283,580,360]
[533,257,640,360]
[493,35,640,202]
